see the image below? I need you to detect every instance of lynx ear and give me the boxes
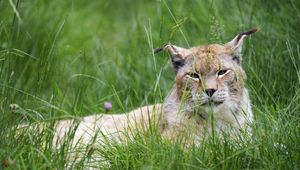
[225,28,258,64]
[154,43,187,73]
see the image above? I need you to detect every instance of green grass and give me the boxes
[1,0,300,169]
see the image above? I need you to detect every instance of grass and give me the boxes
[1,0,300,169]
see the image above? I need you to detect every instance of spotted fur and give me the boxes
[21,29,257,149]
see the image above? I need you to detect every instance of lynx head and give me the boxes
[155,29,257,112]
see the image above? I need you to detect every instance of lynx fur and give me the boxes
[23,29,257,147]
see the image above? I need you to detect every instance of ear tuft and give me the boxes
[226,28,258,65]
[234,28,258,47]
[153,43,169,54]
[154,43,187,73]
[154,43,187,56]
[226,28,258,53]
[239,28,258,37]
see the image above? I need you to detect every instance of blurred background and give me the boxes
[1,0,300,169]
[0,0,299,119]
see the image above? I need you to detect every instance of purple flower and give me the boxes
[104,101,112,111]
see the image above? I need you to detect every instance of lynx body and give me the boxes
[23,29,257,147]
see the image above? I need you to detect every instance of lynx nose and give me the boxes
[205,89,216,97]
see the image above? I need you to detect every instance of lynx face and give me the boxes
[155,29,257,114]
[174,44,245,113]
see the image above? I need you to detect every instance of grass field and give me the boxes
[1,0,300,169]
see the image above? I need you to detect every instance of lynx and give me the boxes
[156,29,257,141]
[21,29,257,147]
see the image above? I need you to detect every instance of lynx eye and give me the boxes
[217,69,229,76]
[187,72,200,79]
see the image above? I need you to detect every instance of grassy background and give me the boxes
[1,0,300,169]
